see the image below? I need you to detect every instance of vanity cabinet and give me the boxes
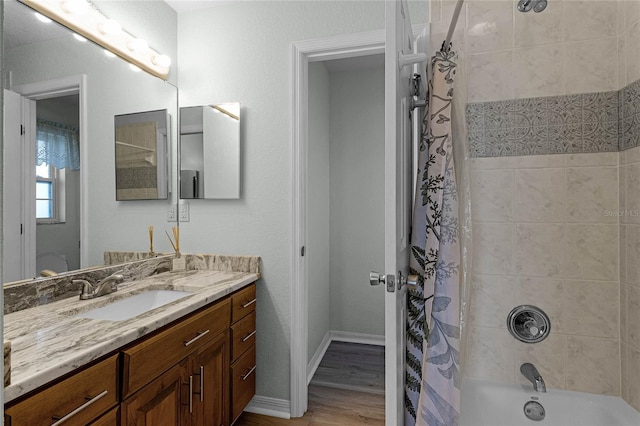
[229,284,256,423]
[5,282,256,426]
[4,354,119,426]
[122,299,231,426]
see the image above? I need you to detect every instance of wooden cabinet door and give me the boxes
[121,359,190,426]
[190,331,229,426]
[90,406,119,426]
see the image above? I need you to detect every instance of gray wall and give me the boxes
[176,0,427,403]
[177,0,388,402]
[328,66,385,336]
[307,62,331,363]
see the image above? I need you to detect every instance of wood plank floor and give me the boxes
[234,342,385,425]
[234,384,385,425]
[310,341,384,395]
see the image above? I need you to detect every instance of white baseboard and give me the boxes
[243,395,291,419]
[307,331,332,385]
[330,330,385,346]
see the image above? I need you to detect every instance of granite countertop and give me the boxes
[3,269,258,403]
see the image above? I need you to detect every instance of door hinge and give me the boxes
[20,224,23,235]
[20,124,25,135]
[300,246,305,257]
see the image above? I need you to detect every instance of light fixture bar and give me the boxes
[20,0,171,80]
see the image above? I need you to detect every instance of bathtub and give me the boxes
[460,378,640,426]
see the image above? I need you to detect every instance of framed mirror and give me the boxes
[3,0,179,282]
[179,103,241,199]
[115,109,170,201]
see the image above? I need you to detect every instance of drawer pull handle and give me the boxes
[184,329,210,347]
[242,298,256,309]
[241,365,256,381]
[193,365,204,402]
[189,375,194,413]
[241,330,257,342]
[51,390,108,425]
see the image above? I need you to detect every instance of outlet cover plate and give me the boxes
[179,201,190,222]
[167,205,177,222]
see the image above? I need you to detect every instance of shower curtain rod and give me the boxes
[442,0,465,52]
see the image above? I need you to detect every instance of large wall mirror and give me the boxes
[179,103,241,199]
[3,0,179,283]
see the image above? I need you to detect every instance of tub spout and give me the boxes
[520,363,546,393]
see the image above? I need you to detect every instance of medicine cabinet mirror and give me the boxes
[179,103,241,199]
[115,110,170,201]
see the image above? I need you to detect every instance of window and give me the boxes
[36,163,65,223]
[35,119,77,224]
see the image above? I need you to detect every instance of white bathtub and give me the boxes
[460,378,640,426]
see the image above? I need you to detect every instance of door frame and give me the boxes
[12,75,89,270]
[289,24,426,418]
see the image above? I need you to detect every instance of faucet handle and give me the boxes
[74,279,94,300]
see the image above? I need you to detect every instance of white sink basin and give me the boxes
[77,290,192,321]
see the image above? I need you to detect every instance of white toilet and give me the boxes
[36,250,69,276]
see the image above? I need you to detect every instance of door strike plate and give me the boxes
[386,275,395,292]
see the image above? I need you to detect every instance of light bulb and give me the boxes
[128,38,149,53]
[35,12,52,23]
[152,54,171,68]
[73,33,87,42]
[129,64,142,72]
[60,0,90,15]
[104,50,116,58]
[98,19,121,35]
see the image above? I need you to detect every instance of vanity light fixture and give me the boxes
[21,0,171,80]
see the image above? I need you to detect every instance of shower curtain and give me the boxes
[405,49,461,426]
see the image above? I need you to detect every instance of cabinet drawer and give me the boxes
[5,354,118,426]
[231,283,256,323]
[230,345,256,422]
[122,299,230,398]
[231,310,256,361]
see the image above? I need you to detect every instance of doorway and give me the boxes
[306,54,386,400]
[34,95,81,273]
[4,75,88,282]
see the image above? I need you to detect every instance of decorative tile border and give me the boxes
[466,79,640,157]
[619,79,640,151]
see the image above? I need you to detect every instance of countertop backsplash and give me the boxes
[4,252,261,314]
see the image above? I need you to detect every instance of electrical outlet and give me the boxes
[179,201,190,222]
[167,205,177,222]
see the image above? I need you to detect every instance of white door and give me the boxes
[3,90,36,283]
[384,1,414,424]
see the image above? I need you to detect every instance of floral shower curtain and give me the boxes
[405,50,461,426]
[36,119,80,170]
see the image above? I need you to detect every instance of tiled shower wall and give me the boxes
[619,147,640,410]
[468,153,620,395]
[426,0,640,408]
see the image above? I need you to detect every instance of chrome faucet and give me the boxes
[75,272,124,300]
[520,363,546,393]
